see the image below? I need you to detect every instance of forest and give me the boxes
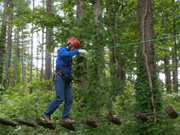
[0,0,180,135]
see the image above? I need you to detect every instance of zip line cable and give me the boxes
[116,14,180,27]
[1,14,180,61]
[0,34,179,61]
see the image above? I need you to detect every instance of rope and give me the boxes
[116,14,180,27]
[0,34,179,61]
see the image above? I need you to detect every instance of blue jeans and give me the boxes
[44,74,72,120]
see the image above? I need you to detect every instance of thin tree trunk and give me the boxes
[22,29,26,90]
[162,0,171,93]
[41,0,45,80]
[13,27,20,88]
[164,54,171,93]
[30,0,34,93]
[44,0,52,81]
[36,40,38,78]
[5,0,13,89]
[172,0,178,92]
[41,29,44,80]
[0,0,8,85]
[108,0,121,115]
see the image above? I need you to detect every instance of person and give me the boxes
[42,37,87,123]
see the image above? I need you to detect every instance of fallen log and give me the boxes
[106,114,121,125]
[59,120,75,131]
[35,118,56,129]
[165,106,179,119]
[134,111,148,121]
[0,117,18,127]
[82,117,98,128]
[15,119,36,127]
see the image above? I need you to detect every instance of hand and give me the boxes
[71,81,75,88]
[78,49,87,54]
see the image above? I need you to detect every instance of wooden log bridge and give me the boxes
[134,111,148,121]
[106,114,121,125]
[59,120,75,131]
[82,117,98,128]
[15,119,36,127]
[35,118,56,129]
[165,106,179,119]
[0,117,18,127]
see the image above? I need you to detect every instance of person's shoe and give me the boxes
[64,118,76,123]
[42,113,53,123]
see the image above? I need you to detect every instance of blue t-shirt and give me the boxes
[56,46,79,76]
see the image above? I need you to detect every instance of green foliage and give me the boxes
[0,0,180,134]
[134,59,163,134]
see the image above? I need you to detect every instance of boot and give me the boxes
[64,118,76,123]
[42,113,53,123]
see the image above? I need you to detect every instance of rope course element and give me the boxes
[116,14,180,26]
[0,106,179,131]
[0,34,180,61]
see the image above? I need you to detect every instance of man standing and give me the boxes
[42,37,87,123]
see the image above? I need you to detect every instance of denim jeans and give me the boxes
[44,74,72,120]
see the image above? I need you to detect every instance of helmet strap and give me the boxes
[67,43,72,50]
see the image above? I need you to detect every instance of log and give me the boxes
[134,111,148,121]
[35,118,56,129]
[165,106,179,119]
[82,117,98,128]
[0,117,18,127]
[59,120,75,131]
[15,119,36,127]
[106,114,121,125]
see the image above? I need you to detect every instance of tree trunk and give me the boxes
[76,0,84,22]
[76,0,87,89]
[137,0,156,122]
[5,0,13,89]
[13,27,20,88]
[22,29,26,90]
[93,0,103,120]
[0,0,8,85]
[30,0,34,93]
[41,29,44,80]
[41,0,45,81]
[162,0,171,93]
[108,0,123,115]
[44,0,52,81]
[172,0,178,92]
[164,54,171,93]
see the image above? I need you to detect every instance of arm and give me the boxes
[59,47,79,57]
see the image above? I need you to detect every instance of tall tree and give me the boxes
[0,0,9,86]
[137,0,156,121]
[135,0,162,134]
[5,0,13,89]
[13,27,20,88]
[92,0,103,120]
[172,0,178,92]
[159,0,172,93]
[41,0,45,80]
[76,0,87,89]
[107,0,124,115]
[30,0,34,93]
[22,29,26,90]
[44,0,52,81]
[164,54,171,93]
